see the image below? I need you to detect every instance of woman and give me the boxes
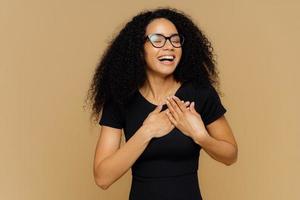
[87,7,238,200]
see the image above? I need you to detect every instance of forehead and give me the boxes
[145,18,178,36]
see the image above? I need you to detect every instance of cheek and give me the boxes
[144,46,158,64]
[177,49,182,60]
[144,52,152,65]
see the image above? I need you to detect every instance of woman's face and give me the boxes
[143,18,182,77]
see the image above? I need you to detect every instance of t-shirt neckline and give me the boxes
[137,81,186,107]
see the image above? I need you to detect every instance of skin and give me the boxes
[165,96,238,165]
[94,17,238,190]
[142,18,238,165]
[139,18,182,106]
[140,18,189,139]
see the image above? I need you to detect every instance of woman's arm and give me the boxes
[193,116,238,165]
[93,125,152,190]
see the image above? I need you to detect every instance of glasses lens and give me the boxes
[147,34,184,48]
[170,35,183,47]
[149,34,165,47]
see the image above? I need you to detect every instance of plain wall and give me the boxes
[1,0,299,199]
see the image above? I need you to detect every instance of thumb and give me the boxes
[153,104,163,113]
[190,102,197,114]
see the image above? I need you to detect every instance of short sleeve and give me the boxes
[200,85,227,126]
[99,100,125,129]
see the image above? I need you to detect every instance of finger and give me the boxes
[166,98,180,121]
[181,100,190,107]
[184,101,190,107]
[172,96,188,112]
[169,96,185,114]
[169,97,184,116]
[190,102,201,118]
[191,102,197,112]
[190,101,199,114]
[152,104,163,113]
[165,109,177,126]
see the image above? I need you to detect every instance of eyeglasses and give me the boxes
[145,33,184,48]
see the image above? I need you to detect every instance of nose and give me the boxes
[163,39,174,50]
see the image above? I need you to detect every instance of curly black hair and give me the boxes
[85,7,222,124]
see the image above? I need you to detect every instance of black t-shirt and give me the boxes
[99,81,227,178]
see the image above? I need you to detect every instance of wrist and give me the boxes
[139,124,154,141]
[193,131,210,146]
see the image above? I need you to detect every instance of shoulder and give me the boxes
[102,98,124,112]
[190,82,227,124]
[99,98,126,128]
[190,82,219,100]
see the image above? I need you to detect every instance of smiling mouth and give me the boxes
[157,55,175,65]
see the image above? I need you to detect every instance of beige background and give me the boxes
[1,0,299,199]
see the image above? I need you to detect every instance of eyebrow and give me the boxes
[148,33,179,36]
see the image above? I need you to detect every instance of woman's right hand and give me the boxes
[142,101,190,139]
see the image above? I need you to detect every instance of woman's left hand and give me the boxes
[165,95,210,142]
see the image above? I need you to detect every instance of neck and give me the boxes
[139,76,181,105]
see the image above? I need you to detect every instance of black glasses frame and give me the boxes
[144,33,185,48]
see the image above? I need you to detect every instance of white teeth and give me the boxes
[158,55,175,62]
[158,55,174,59]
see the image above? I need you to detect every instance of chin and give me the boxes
[147,62,178,75]
[157,66,177,76]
